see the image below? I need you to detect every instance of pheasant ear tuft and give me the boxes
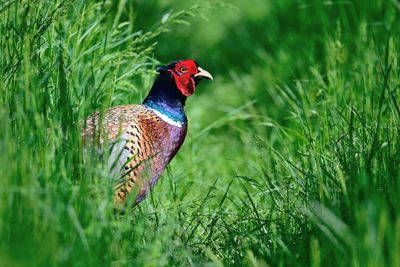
[156,66,167,73]
[157,61,180,73]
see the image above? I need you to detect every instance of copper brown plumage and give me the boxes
[82,60,213,205]
[83,105,187,203]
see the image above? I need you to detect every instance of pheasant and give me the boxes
[82,59,213,205]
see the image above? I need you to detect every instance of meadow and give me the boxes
[1,0,399,266]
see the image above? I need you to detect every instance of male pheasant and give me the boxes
[82,59,213,205]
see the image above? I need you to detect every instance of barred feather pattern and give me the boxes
[82,104,187,204]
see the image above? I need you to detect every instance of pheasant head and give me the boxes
[156,59,213,96]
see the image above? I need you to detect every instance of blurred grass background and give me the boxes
[1,0,399,266]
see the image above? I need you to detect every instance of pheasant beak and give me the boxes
[194,67,213,81]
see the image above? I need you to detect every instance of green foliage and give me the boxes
[1,0,399,266]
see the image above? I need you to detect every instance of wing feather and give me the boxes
[82,104,168,204]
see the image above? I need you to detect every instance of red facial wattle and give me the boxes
[169,60,198,96]
[169,70,196,96]
[159,59,212,97]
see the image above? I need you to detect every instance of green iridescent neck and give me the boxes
[143,73,187,124]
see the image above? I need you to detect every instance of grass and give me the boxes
[1,0,399,266]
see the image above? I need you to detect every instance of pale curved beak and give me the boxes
[194,67,213,81]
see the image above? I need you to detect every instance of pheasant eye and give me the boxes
[179,66,188,73]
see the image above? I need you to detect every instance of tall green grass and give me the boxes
[1,0,399,266]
